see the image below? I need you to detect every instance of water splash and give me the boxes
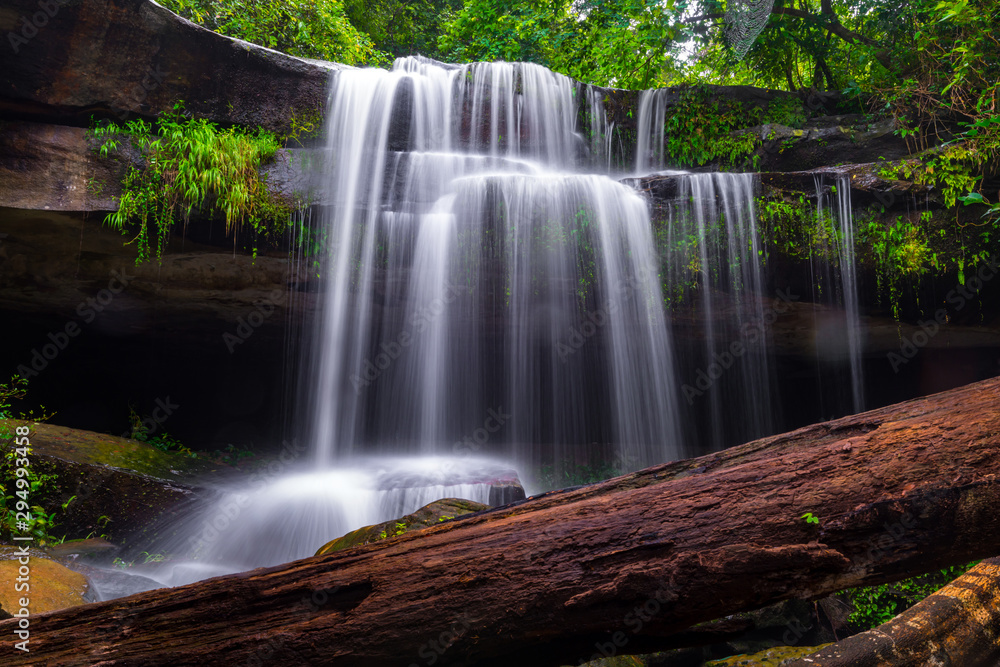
[114,457,507,593]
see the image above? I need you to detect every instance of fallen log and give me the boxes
[4,376,1000,666]
[788,556,1000,667]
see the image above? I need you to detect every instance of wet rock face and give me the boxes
[751,116,910,172]
[0,122,137,212]
[0,0,333,132]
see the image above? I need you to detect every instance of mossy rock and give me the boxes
[0,546,93,614]
[1,421,230,542]
[315,498,490,556]
[5,421,222,482]
[705,644,832,666]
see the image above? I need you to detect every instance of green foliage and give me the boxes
[438,0,682,88]
[846,562,979,630]
[158,0,388,66]
[662,87,761,169]
[0,377,63,546]
[756,194,841,265]
[89,102,290,264]
[127,406,197,458]
[536,459,624,490]
[859,210,933,318]
[208,443,259,468]
[762,97,809,129]
[800,512,820,524]
[438,0,572,66]
[868,1,1000,218]
[344,0,458,59]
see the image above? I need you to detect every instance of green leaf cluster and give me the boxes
[127,406,197,459]
[845,562,979,630]
[663,86,761,169]
[0,378,63,545]
[89,102,290,264]
[158,0,388,66]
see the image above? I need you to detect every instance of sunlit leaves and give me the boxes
[158,0,389,66]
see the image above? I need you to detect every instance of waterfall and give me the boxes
[303,57,682,475]
[661,173,778,449]
[584,83,612,170]
[812,175,866,414]
[635,88,670,173]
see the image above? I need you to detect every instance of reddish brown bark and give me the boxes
[3,376,1000,666]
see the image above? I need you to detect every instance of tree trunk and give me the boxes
[4,376,1000,666]
[788,557,1000,667]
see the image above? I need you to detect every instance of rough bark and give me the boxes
[788,557,1000,666]
[3,376,1000,666]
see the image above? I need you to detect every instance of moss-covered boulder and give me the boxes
[315,498,490,556]
[0,546,93,614]
[705,644,831,666]
[1,421,230,542]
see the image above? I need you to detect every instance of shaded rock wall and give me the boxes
[0,0,333,131]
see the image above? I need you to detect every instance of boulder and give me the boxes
[315,498,490,556]
[704,645,832,666]
[751,117,909,172]
[3,421,229,542]
[0,545,93,613]
[0,0,334,132]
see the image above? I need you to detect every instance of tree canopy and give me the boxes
[157,0,999,214]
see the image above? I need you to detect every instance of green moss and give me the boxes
[705,644,832,666]
[314,498,490,556]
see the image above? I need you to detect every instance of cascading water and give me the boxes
[811,175,866,415]
[584,84,613,171]
[303,56,682,475]
[635,88,671,173]
[102,58,684,597]
[660,173,778,449]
